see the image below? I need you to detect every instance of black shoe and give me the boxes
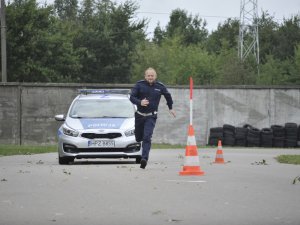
[140,159,147,169]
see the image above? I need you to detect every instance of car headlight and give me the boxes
[62,125,79,137]
[125,128,135,137]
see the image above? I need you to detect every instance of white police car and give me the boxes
[55,89,141,164]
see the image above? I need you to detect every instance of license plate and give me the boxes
[88,140,115,148]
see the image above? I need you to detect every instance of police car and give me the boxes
[54,89,141,164]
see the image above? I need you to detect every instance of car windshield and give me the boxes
[69,98,135,118]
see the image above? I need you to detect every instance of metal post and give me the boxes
[1,0,7,82]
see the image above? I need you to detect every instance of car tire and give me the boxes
[135,156,142,164]
[59,155,74,165]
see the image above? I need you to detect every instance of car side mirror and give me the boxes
[55,114,65,121]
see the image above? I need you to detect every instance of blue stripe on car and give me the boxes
[80,118,125,129]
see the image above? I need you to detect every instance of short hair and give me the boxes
[144,67,157,76]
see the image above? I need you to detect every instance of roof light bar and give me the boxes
[79,89,130,95]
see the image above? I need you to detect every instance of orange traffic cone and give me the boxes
[179,125,205,176]
[214,140,225,164]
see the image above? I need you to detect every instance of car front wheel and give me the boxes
[59,155,74,165]
[135,156,142,164]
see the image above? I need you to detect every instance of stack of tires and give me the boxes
[223,124,235,146]
[271,125,285,147]
[285,123,298,147]
[207,123,299,148]
[246,126,261,147]
[235,127,248,146]
[298,125,300,146]
[260,128,273,147]
[208,127,223,146]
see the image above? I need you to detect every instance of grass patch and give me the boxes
[0,145,57,157]
[152,143,185,149]
[276,155,300,165]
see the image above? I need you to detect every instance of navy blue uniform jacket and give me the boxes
[130,80,173,114]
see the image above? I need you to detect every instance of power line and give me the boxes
[136,10,289,21]
[137,11,237,20]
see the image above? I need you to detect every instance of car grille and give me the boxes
[63,143,141,154]
[74,148,138,153]
[81,132,122,139]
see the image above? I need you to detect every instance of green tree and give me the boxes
[5,0,82,82]
[4,0,300,85]
[132,35,217,85]
[258,55,291,85]
[215,43,256,85]
[206,18,239,54]
[75,0,146,83]
[153,9,208,46]
[293,44,300,74]
[79,0,95,25]
[43,20,82,82]
[274,16,300,60]
[6,0,53,81]
[257,12,279,63]
[54,0,78,20]
[152,23,165,45]
[290,44,300,84]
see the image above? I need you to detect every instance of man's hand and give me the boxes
[169,109,176,118]
[141,98,149,107]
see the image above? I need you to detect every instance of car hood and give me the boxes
[65,117,134,130]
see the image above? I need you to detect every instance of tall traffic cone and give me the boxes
[179,125,205,176]
[214,140,225,164]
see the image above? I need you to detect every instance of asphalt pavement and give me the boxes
[0,147,300,225]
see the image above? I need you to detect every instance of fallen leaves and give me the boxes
[36,160,44,165]
[63,169,71,175]
[251,159,268,165]
[292,175,300,184]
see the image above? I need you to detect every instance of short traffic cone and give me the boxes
[214,140,225,164]
[179,125,205,176]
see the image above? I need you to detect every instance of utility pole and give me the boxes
[1,0,7,82]
[238,0,259,66]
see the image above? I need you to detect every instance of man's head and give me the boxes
[144,67,157,85]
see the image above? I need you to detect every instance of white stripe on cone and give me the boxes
[184,156,200,166]
[187,136,196,146]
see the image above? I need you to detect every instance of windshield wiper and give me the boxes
[71,115,129,118]
[100,116,128,118]
[70,115,84,118]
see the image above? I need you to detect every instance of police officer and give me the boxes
[130,67,176,169]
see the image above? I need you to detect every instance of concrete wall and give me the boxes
[0,83,300,145]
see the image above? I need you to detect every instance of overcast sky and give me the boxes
[38,0,300,38]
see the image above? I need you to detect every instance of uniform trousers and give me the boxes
[134,113,157,161]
